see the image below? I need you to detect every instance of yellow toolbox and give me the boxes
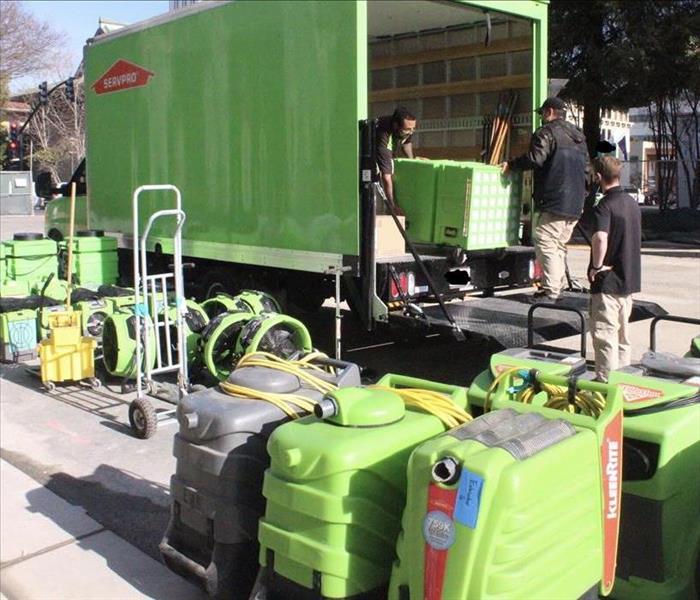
[38,311,100,391]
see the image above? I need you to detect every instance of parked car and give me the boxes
[622,185,645,205]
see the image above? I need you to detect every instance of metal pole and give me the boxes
[325,266,351,360]
[65,182,77,309]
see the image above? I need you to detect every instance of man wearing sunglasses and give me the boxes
[501,96,590,301]
[375,106,417,215]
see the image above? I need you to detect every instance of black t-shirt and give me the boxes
[375,115,414,175]
[590,186,642,295]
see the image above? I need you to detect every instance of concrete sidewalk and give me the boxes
[0,459,205,600]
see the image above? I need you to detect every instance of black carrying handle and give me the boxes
[650,315,700,352]
[527,303,587,358]
[375,182,465,341]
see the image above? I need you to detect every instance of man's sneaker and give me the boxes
[528,290,560,304]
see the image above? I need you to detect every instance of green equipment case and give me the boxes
[0,279,31,298]
[0,308,38,362]
[0,242,5,283]
[393,160,523,251]
[393,159,442,244]
[389,407,606,600]
[59,232,119,287]
[4,234,58,288]
[468,372,624,597]
[467,313,700,599]
[254,375,468,599]
[434,162,522,251]
[607,367,700,600]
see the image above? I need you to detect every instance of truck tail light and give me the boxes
[407,271,416,296]
[390,279,399,299]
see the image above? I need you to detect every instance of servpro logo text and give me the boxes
[605,439,619,519]
[92,60,155,95]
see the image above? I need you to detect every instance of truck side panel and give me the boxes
[85,1,364,270]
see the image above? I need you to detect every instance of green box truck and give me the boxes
[44,0,550,336]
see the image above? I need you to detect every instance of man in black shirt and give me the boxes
[375,106,416,214]
[502,97,590,300]
[588,155,642,381]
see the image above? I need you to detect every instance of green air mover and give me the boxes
[201,311,256,381]
[201,293,249,319]
[253,375,468,599]
[4,233,58,289]
[389,408,607,600]
[102,300,208,379]
[235,313,312,361]
[0,308,38,362]
[74,299,114,340]
[161,300,209,370]
[98,285,136,311]
[59,231,119,287]
[202,290,281,320]
[102,309,156,378]
[235,290,281,314]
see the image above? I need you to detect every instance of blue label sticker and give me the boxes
[454,470,484,529]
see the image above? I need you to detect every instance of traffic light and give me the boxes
[39,81,48,105]
[65,77,75,102]
[8,121,19,159]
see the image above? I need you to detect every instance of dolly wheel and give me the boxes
[129,398,158,439]
[44,381,56,392]
[88,377,102,390]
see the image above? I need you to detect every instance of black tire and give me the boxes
[77,229,105,237]
[129,398,158,439]
[13,232,44,241]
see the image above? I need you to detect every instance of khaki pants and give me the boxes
[533,211,578,297]
[590,293,633,382]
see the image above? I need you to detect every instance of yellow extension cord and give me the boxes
[219,352,337,418]
[219,352,472,428]
[485,367,607,418]
[369,385,472,429]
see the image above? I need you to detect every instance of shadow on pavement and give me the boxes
[20,462,171,564]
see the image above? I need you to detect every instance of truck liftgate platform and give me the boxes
[388,292,667,349]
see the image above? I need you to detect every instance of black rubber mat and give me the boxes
[390,291,666,348]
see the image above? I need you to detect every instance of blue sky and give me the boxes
[15,1,169,91]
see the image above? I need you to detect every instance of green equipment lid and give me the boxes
[315,387,405,427]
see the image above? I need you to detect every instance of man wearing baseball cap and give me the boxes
[502,96,590,301]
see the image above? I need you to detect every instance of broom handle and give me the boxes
[65,181,77,309]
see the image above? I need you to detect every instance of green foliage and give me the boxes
[548,0,700,155]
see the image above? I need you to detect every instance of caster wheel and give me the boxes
[88,377,102,390]
[44,381,56,392]
[129,398,158,439]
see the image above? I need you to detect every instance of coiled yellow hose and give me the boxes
[485,367,606,418]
